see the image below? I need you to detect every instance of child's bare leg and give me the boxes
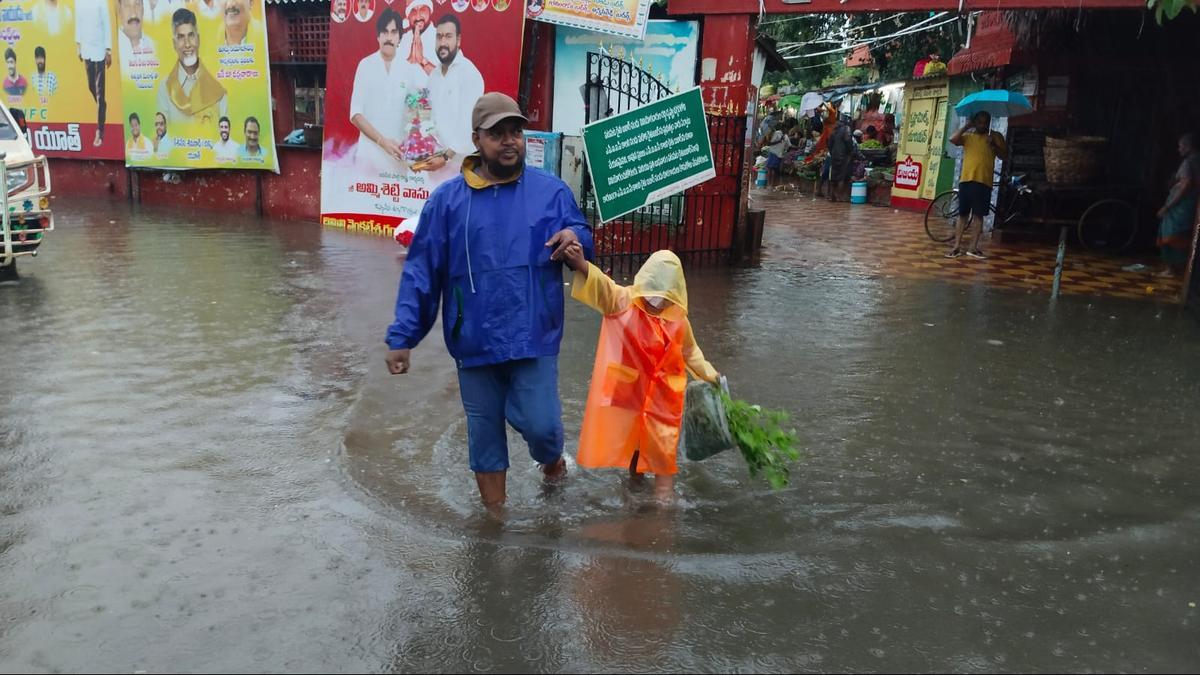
[653,474,675,505]
[628,450,641,477]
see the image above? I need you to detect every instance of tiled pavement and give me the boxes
[753,188,1181,302]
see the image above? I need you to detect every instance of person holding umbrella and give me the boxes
[945,91,1029,259]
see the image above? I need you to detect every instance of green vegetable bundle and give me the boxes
[720,391,801,489]
[859,139,885,149]
[679,381,801,489]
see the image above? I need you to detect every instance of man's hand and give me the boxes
[77,45,83,62]
[379,136,403,159]
[408,33,424,65]
[1157,206,1168,219]
[419,155,447,172]
[385,349,411,375]
[381,138,409,174]
[546,228,580,261]
[105,50,112,68]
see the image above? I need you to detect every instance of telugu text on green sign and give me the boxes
[581,87,715,223]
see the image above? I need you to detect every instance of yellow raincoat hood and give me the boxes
[631,250,688,321]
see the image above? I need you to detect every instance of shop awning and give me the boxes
[755,34,792,73]
[947,12,1033,75]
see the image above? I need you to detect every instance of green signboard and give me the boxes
[581,87,716,223]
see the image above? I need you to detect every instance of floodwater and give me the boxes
[1,198,1199,673]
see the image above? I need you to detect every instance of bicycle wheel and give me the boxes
[924,190,960,243]
[1077,198,1138,253]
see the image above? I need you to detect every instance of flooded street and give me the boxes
[2,199,1199,672]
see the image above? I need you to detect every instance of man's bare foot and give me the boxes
[93,131,102,147]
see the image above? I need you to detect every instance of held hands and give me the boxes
[546,229,580,264]
[561,240,587,273]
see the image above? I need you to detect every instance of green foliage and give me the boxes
[761,12,962,91]
[1147,0,1198,23]
[720,391,802,490]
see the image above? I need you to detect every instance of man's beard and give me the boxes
[220,133,229,141]
[182,54,198,68]
[36,65,45,75]
[484,154,522,179]
[437,48,456,65]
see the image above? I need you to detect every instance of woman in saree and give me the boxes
[1157,133,1200,277]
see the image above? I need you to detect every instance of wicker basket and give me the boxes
[1043,135,1108,185]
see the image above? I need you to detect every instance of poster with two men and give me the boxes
[319,0,525,241]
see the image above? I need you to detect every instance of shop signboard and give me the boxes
[894,155,922,190]
[891,76,948,210]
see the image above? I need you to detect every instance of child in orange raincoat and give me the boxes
[561,245,720,499]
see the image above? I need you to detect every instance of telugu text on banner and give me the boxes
[526,0,650,40]
[1,0,126,159]
[115,0,278,171]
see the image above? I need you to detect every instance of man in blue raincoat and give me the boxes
[384,92,593,513]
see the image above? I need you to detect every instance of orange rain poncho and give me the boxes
[572,251,719,476]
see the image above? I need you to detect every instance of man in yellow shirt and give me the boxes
[945,111,1007,259]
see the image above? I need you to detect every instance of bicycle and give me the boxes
[924,173,1037,243]
[926,174,1140,253]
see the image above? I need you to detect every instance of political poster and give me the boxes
[1,0,125,159]
[114,0,278,170]
[320,0,524,241]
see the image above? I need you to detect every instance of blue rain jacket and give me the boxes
[386,165,593,368]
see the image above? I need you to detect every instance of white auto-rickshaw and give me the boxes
[1,106,53,282]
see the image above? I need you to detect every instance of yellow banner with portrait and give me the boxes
[114,0,277,171]
[2,0,126,159]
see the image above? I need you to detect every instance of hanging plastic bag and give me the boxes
[680,377,737,462]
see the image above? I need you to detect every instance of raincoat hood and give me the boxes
[631,250,687,321]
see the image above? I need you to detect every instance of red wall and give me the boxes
[48,147,322,221]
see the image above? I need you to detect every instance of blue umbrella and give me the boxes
[954,90,1033,119]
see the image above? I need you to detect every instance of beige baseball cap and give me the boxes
[471,93,529,131]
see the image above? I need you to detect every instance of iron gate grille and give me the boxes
[578,52,746,275]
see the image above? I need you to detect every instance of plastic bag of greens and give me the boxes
[680,378,737,461]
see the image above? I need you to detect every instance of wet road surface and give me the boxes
[1,199,1199,672]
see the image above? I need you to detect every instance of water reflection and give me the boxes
[2,199,1199,672]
